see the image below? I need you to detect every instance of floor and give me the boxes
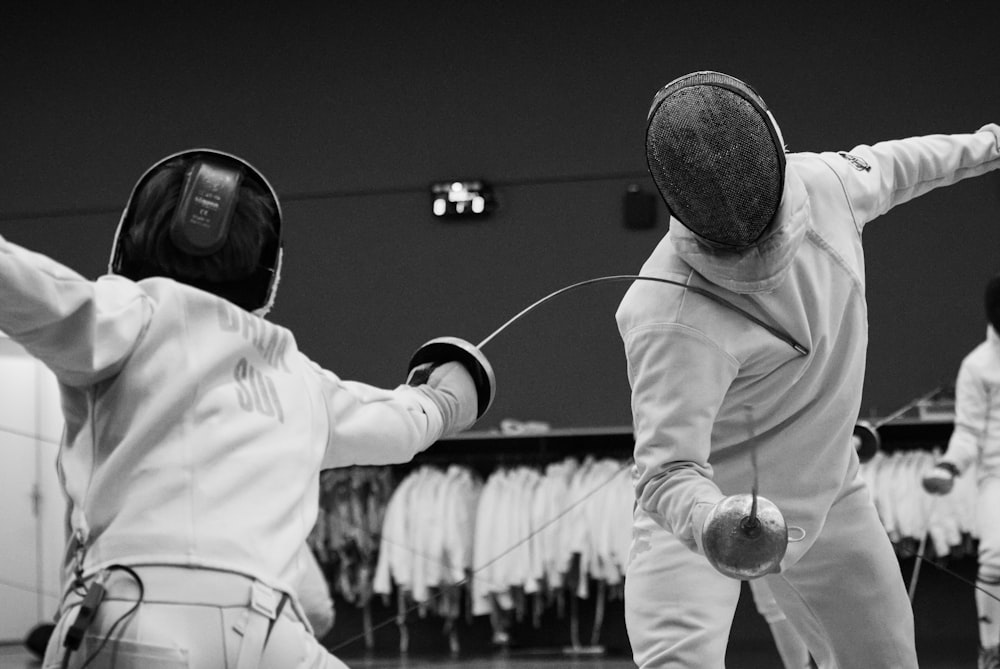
[0,641,978,668]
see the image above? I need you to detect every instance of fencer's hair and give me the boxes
[119,156,279,309]
[985,273,1000,332]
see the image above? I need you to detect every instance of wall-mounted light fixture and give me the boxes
[430,180,496,219]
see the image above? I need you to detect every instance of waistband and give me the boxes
[63,565,300,623]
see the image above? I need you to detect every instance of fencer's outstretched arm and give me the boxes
[816,123,1000,230]
[0,234,149,386]
[0,232,487,470]
[318,351,487,469]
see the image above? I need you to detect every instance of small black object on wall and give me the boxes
[623,184,657,230]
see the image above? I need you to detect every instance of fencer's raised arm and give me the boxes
[0,234,149,386]
[814,123,1000,231]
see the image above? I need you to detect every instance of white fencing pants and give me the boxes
[625,475,917,668]
[749,578,811,669]
[976,476,1000,649]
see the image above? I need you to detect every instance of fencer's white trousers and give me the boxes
[42,566,349,669]
[975,476,1000,649]
[625,475,918,668]
[978,476,1000,583]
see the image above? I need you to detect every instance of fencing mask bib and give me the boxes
[646,71,786,249]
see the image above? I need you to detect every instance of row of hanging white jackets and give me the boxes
[327,448,980,614]
[371,456,633,616]
[859,449,978,558]
[372,464,481,606]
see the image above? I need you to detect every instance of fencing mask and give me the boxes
[110,148,283,315]
[646,71,786,249]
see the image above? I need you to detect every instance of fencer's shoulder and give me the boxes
[128,276,222,308]
[616,238,688,317]
[96,272,149,293]
[127,277,296,338]
[123,275,183,295]
[788,150,874,182]
[93,273,155,309]
[616,273,687,331]
[966,334,1000,368]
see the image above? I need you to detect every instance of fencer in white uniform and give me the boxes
[0,149,494,669]
[617,71,1000,668]
[923,274,1000,669]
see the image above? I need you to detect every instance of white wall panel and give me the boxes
[0,336,67,642]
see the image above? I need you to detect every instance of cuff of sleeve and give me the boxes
[397,384,446,445]
[937,461,960,477]
[691,501,717,555]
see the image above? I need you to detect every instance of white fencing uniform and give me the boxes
[936,326,1000,651]
[618,125,1000,668]
[0,235,478,669]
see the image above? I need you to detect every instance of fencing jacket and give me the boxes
[942,325,1000,481]
[0,238,470,601]
[617,124,1000,569]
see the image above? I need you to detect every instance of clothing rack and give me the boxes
[402,426,635,477]
[316,417,960,658]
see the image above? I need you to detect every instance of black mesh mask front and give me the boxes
[646,72,786,249]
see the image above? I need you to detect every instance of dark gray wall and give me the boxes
[3,2,1000,429]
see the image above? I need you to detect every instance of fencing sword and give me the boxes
[407,274,808,417]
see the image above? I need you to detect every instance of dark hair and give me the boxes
[120,157,279,308]
[985,274,1000,333]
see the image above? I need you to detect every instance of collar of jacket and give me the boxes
[988,324,999,348]
[668,164,809,295]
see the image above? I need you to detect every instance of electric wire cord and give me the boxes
[60,565,145,669]
[476,274,808,355]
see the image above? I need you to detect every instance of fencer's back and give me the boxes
[57,277,328,593]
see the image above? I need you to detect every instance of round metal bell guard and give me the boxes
[408,336,496,418]
[701,493,788,580]
[852,420,882,463]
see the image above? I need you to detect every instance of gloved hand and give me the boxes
[699,494,788,580]
[921,462,959,495]
[407,337,496,431]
